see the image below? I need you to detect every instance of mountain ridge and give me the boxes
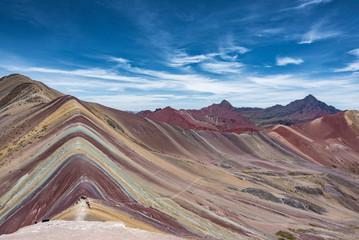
[138,94,341,131]
[237,94,342,128]
[0,73,63,109]
[138,100,260,134]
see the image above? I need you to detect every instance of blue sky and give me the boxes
[0,0,358,111]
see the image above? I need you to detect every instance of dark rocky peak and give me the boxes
[288,94,320,108]
[293,95,340,113]
[301,94,322,107]
[303,94,317,102]
[219,100,232,108]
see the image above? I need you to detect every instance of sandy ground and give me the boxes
[0,220,186,240]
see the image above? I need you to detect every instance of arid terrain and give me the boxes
[0,74,358,239]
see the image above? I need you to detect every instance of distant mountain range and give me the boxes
[138,100,260,134]
[236,94,341,128]
[138,94,342,130]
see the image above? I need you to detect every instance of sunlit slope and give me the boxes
[269,111,359,173]
[0,74,62,108]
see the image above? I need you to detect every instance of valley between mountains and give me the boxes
[0,74,358,240]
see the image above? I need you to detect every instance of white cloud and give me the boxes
[5,61,350,99]
[248,74,350,89]
[67,89,90,93]
[200,61,244,74]
[219,46,250,61]
[334,62,359,72]
[83,94,177,110]
[5,66,146,83]
[3,57,358,111]
[261,28,283,34]
[109,57,129,63]
[222,46,250,55]
[295,0,333,9]
[255,28,283,37]
[333,48,359,72]
[276,57,304,66]
[109,57,245,92]
[348,48,359,57]
[167,52,209,67]
[166,45,250,68]
[299,26,339,44]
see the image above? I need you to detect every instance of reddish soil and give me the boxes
[270,112,359,171]
[138,100,260,134]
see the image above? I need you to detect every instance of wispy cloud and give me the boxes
[218,46,250,61]
[81,93,212,111]
[112,60,214,84]
[249,74,350,88]
[167,52,209,67]
[0,61,255,97]
[109,57,129,64]
[0,0,80,35]
[82,94,183,111]
[348,48,359,57]
[334,48,359,72]
[295,0,333,9]
[261,28,283,34]
[200,61,244,74]
[2,61,358,110]
[5,66,146,83]
[0,0,54,27]
[276,56,304,66]
[299,23,339,44]
[166,45,250,68]
[255,28,283,37]
[334,62,359,72]
[218,34,251,60]
[3,58,352,95]
[67,89,91,93]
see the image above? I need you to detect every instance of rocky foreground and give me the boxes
[0,220,184,240]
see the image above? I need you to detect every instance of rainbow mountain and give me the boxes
[0,74,358,239]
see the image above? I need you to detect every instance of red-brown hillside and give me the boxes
[269,110,359,172]
[138,106,217,130]
[138,100,260,134]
